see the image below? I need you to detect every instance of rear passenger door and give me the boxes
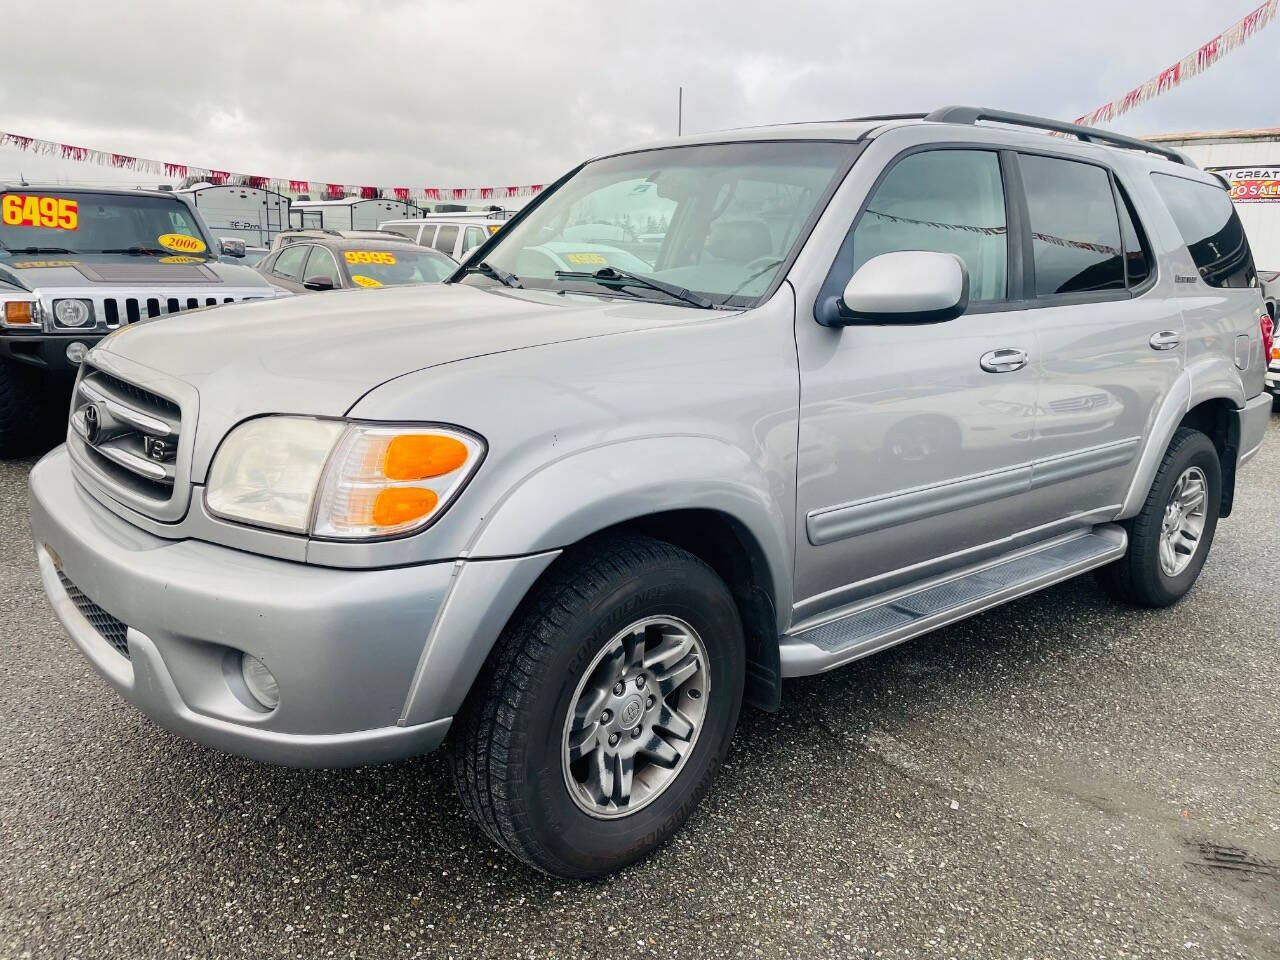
[1014,152,1183,523]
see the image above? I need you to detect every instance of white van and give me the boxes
[379,216,505,261]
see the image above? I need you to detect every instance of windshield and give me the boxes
[459,141,856,307]
[0,191,212,258]
[341,247,455,286]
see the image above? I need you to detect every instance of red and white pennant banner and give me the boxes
[0,131,544,204]
[1075,0,1278,127]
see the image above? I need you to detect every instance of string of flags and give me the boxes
[1074,0,1277,127]
[0,130,544,203]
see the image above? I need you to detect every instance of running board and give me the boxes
[780,526,1127,677]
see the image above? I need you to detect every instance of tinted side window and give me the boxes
[417,224,437,247]
[303,247,339,283]
[1151,173,1256,288]
[273,244,308,280]
[1020,155,1124,296]
[463,226,486,253]
[1115,184,1152,288]
[852,150,1007,301]
[434,224,459,254]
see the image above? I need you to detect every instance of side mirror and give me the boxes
[303,277,335,291]
[219,237,246,258]
[819,251,969,326]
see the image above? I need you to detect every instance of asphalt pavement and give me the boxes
[2,409,1278,960]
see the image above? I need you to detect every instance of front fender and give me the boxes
[397,435,794,725]
[465,434,794,616]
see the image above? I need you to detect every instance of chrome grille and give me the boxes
[57,570,130,659]
[70,366,182,503]
[49,292,268,332]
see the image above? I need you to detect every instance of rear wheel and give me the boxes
[1096,427,1221,607]
[450,535,744,878]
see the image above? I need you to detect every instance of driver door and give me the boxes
[793,147,1043,620]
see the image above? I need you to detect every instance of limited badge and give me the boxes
[2,194,78,230]
[565,252,607,265]
[157,233,207,254]
[350,274,382,287]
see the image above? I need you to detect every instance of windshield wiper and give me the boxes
[461,260,522,288]
[553,266,713,309]
[99,246,170,256]
[4,246,74,254]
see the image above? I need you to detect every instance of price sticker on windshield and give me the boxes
[2,195,79,230]
[565,252,608,265]
[345,251,396,265]
[350,274,382,287]
[157,233,207,254]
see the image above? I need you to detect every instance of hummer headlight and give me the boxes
[205,416,484,539]
[53,298,93,328]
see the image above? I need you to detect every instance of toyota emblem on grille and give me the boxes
[82,402,103,443]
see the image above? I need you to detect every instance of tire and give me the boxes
[1095,427,1221,607]
[0,358,39,457]
[449,534,745,879]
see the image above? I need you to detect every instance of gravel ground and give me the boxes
[2,409,1278,960]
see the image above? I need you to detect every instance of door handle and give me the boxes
[979,348,1029,373]
[1149,330,1182,351]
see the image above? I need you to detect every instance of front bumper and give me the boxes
[29,445,457,767]
[2,332,102,374]
[1266,364,1279,394]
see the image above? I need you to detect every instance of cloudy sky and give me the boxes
[0,0,1272,190]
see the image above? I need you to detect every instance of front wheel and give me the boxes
[1096,427,1221,607]
[450,535,744,878]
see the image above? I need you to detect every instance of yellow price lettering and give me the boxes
[1,195,78,229]
[344,251,395,265]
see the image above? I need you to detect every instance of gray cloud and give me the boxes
[1,0,1273,189]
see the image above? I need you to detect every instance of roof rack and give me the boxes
[841,113,929,123]
[921,106,1188,165]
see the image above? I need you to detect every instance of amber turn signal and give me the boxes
[383,434,469,480]
[372,487,439,527]
[3,301,36,326]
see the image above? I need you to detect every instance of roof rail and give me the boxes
[841,113,929,123]
[922,106,1189,165]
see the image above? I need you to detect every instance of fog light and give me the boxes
[65,341,88,365]
[240,654,280,710]
[53,298,92,328]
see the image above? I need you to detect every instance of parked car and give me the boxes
[379,216,504,261]
[255,235,456,294]
[30,107,1273,880]
[269,228,418,251]
[0,184,285,455]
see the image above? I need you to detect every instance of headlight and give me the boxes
[53,298,93,328]
[205,416,484,539]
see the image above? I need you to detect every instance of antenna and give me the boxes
[678,86,683,136]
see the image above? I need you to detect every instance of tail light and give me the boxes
[1262,312,1275,363]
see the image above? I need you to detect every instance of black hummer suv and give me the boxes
[0,184,285,454]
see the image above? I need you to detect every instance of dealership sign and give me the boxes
[1213,167,1280,203]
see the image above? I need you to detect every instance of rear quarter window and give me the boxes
[1151,173,1256,288]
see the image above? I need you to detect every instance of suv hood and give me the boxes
[0,253,270,291]
[94,282,716,463]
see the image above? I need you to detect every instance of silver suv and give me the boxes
[29,107,1274,879]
